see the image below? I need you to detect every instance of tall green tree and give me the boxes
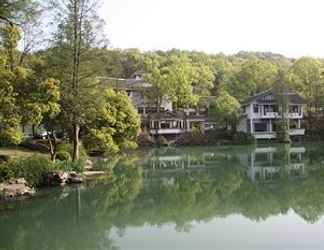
[0,24,61,145]
[49,0,107,160]
[226,58,278,101]
[209,89,240,132]
[83,88,141,154]
[275,70,291,144]
[287,57,324,132]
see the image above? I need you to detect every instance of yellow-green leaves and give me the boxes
[84,88,140,154]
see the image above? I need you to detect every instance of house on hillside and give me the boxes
[238,89,306,139]
[101,74,216,137]
[101,73,172,115]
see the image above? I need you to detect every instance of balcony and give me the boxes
[150,128,184,135]
[253,132,277,139]
[252,112,302,119]
[290,128,305,136]
[288,113,303,119]
[252,129,305,139]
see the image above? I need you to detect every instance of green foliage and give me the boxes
[84,88,140,154]
[232,132,256,145]
[56,151,71,162]
[55,160,85,173]
[224,57,279,101]
[0,155,55,187]
[56,143,88,160]
[156,136,169,146]
[209,89,240,129]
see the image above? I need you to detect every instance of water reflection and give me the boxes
[1,144,324,250]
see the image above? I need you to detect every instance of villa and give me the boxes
[101,74,216,137]
[238,88,306,139]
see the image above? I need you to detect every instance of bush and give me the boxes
[156,136,169,146]
[137,131,154,147]
[56,143,88,160]
[0,155,10,164]
[55,159,85,173]
[56,151,71,161]
[232,132,256,145]
[0,155,56,187]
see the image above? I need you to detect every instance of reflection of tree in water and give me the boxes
[0,160,144,250]
[2,146,324,249]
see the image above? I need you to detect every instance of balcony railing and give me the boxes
[252,128,305,139]
[252,112,302,119]
[150,128,184,135]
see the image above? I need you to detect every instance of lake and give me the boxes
[1,144,324,250]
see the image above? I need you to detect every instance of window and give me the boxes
[289,105,299,113]
[153,121,159,129]
[253,104,259,113]
[262,94,274,101]
[254,122,267,132]
[138,107,144,114]
[161,122,171,129]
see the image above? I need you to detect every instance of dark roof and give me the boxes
[100,77,151,90]
[242,88,306,105]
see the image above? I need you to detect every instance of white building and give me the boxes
[101,74,173,116]
[238,89,306,139]
[102,75,216,136]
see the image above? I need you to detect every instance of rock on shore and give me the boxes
[0,178,35,200]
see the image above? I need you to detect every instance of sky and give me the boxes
[100,0,324,58]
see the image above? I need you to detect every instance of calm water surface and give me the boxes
[1,144,324,250]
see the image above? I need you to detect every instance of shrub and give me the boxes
[56,151,71,161]
[0,155,10,164]
[232,132,256,145]
[137,131,154,147]
[55,159,85,173]
[56,143,88,160]
[0,155,55,187]
[156,136,169,146]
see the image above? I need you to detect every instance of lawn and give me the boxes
[0,147,45,158]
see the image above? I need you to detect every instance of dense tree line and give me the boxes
[0,0,140,160]
[1,0,324,160]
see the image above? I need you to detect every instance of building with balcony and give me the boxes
[101,74,173,116]
[238,89,306,139]
[101,74,216,137]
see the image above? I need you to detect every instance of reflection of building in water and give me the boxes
[245,147,306,183]
[149,152,228,170]
[144,151,230,185]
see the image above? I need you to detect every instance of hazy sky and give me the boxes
[101,0,324,58]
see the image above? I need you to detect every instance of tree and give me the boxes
[83,88,141,154]
[287,57,324,132]
[49,0,107,161]
[0,24,23,144]
[209,89,240,132]
[167,54,200,110]
[0,0,38,25]
[226,58,278,102]
[0,23,61,150]
[275,70,291,144]
[143,53,173,114]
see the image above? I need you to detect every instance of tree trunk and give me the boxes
[73,124,80,161]
[32,125,35,138]
[47,130,57,162]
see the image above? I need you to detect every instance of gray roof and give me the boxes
[243,88,306,105]
[100,77,151,90]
